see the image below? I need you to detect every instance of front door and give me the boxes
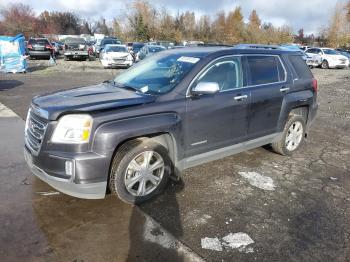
[185,56,250,157]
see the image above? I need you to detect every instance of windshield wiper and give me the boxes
[113,81,140,93]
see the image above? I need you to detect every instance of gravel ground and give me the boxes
[0,60,349,261]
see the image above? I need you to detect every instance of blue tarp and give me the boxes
[0,34,27,73]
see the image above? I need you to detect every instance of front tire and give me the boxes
[109,139,171,204]
[272,115,306,156]
[321,60,329,69]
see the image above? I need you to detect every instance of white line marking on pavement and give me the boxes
[143,213,205,261]
[0,103,17,117]
[36,191,60,196]
[238,171,276,191]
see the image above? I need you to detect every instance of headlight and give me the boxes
[126,55,133,61]
[51,114,93,144]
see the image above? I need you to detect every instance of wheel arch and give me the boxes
[278,91,313,133]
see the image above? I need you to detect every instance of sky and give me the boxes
[1,0,347,34]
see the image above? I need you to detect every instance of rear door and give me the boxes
[185,56,250,157]
[245,55,289,139]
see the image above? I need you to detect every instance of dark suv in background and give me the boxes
[24,46,318,204]
[27,38,53,59]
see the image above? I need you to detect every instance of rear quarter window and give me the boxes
[288,55,313,79]
[246,56,285,85]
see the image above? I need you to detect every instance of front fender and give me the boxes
[92,113,182,158]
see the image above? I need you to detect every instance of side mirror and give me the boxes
[192,82,220,95]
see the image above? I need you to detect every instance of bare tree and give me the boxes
[0,3,38,37]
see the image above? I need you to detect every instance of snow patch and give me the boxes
[201,232,254,253]
[201,237,223,251]
[238,171,276,191]
[222,232,255,249]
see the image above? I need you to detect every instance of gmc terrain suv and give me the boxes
[24,46,318,204]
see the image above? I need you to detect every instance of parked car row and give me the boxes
[24,36,350,71]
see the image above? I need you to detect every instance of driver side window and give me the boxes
[196,57,243,91]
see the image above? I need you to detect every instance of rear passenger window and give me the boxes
[246,56,285,85]
[289,55,313,79]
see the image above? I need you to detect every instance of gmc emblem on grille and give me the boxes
[29,120,37,130]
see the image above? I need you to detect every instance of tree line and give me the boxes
[0,1,349,47]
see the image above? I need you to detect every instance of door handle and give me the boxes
[280,87,290,92]
[233,95,248,101]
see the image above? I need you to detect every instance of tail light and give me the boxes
[27,44,33,49]
[312,78,318,93]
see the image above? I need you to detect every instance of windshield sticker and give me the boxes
[140,85,149,93]
[177,56,200,64]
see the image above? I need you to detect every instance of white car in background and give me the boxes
[305,47,349,69]
[100,44,133,69]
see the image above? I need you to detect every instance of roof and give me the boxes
[163,46,296,58]
[105,44,126,47]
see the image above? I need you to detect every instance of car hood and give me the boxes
[32,83,155,120]
[325,54,348,60]
[105,52,130,59]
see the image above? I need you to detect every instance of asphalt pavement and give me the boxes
[0,63,350,262]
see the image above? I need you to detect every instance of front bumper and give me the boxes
[28,50,52,57]
[24,147,107,199]
[101,59,133,67]
[328,60,349,68]
[64,51,89,57]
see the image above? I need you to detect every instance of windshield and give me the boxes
[102,39,120,45]
[65,38,85,44]
[106,46,127,52]
[114,53,200,94]
[148,46,166,53]
[323,49,338,55]
[133,43,144,52]
[29,39,49,45]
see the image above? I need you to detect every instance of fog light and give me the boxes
[65,160,74,177]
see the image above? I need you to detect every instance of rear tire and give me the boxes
[109,139,171,204]
[271,115,306,156]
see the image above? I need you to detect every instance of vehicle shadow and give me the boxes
[0,79,23,91]
[127,179,185,262]
[26,64,50,73]
[30,177,186,261]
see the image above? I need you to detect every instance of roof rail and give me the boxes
[233,44,282,50]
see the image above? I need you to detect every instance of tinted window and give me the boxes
[246,56,282,85]
[29,39,49,45]
[289,55,313,79]
[101,39,119,45]
[323,49,338,55]
[106,46,127,52]
[197,57,243,90]
[148,46,166,53]
[306,49,315,54]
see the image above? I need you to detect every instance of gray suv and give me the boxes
[24,46,318,204]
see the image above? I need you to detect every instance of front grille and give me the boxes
[25,110,48,155]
